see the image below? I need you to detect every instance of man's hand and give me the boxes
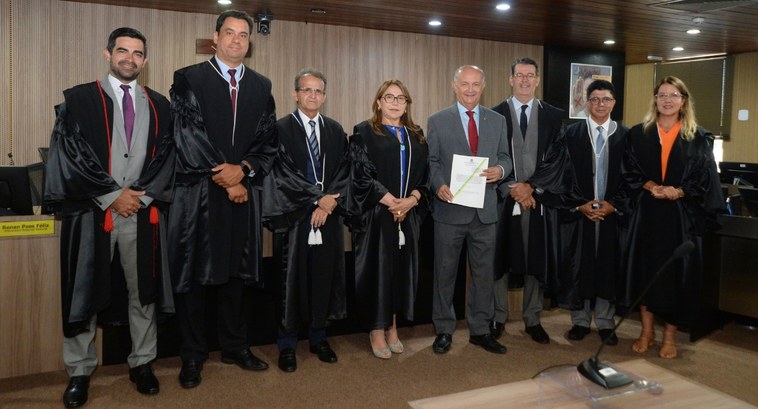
[212,163,245,188]
[509,182,535,208]
[226,183,248,203]
[311,207,329,228]
[480,166,503,183]
[317,193,340,214]
[111,188,145,217]
[436,184,453,202]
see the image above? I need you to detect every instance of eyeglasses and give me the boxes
[512,73,537,80]
[381,94,408,104]
[588,97,615,105]
[297,88,325,96]
[655,92,685,100]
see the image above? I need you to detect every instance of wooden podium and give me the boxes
[0,215,72,379]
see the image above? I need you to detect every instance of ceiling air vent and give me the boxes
[651,0,758,12]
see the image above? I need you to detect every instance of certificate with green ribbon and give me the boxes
[450,154,488,208]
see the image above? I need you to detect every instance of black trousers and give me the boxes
[176,277,247,361]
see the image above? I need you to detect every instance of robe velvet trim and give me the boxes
[348,121,430,329]
[43,82,176,337]
[168,60,278,291]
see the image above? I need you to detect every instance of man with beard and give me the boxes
[44,27,175,408]
[168,10,277,387]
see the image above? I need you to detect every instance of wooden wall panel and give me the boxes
[1,0,10,164]
[623,63,655,127]
[727,52,758,163]
[1,0,541,166]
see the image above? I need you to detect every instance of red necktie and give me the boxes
[466,111,478,156]
[228,68,237,115]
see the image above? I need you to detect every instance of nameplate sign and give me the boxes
[0,220,55,237]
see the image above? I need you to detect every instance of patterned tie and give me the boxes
[228,69,237,115]
[308,120,322,180]
[520,104,528,137]
[120,84,134,148]
[466,111,478,156]
[595,125,606,200]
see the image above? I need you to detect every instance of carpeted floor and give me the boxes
[2,310,757,408]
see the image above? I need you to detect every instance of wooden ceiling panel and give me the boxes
[65,0,758,63]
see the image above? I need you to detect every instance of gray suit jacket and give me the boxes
[428,104,511,225]
[94,77,152,211]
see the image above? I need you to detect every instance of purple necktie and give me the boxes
[120,84,135,148]
[229,69,237,115]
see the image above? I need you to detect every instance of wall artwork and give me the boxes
[569,63,612,119]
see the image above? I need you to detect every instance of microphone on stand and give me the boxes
[577,240,696,389]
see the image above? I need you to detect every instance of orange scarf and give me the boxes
[658,121,681,181]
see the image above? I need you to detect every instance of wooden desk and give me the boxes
[409,359,755,409]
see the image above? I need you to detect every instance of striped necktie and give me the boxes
[308,120,322,180]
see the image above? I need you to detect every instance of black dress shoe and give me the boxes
[309,341,338,363]
[179,360,203,389]
[221,348,269,371]
[278,348,297,372]
[599,329,619,346]
[129,363,160,395]
[489,321,505,339]
[567,325,591,341]
[432,333,452,354]
[525,324,550,344]
[63,375,89,408]
[469,334,508,354]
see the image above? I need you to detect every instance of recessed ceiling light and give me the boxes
[604,40,615,45]
[496,3,511,11]
[310,8,327,14]
[429,20,442,27]
[673,47,684,51]
[217,0,231,5]
[686,29,701,35]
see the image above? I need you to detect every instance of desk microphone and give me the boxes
[577,240,695,388]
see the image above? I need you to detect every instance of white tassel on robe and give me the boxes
[315,228,323,245]
[398,223,405,249]
[308,227,317,246]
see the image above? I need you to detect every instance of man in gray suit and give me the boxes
[45,27,174,408]
[428,65,511,354]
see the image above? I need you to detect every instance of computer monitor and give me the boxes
[719,161,758,186]
[737,187,758,217]
[0,166,34,216]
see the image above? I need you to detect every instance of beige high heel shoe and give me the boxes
[385,329,404,354]
[370,332,391,359]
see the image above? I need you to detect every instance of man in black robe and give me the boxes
[168,10,277,388]
[558,80,628,345]
[270,68,347,372]
[491,57,571,344]
[44,27,174,408]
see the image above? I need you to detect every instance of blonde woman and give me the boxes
[621,76,723,359]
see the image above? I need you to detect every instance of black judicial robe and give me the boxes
[348,121,429,329]
[168,60,277,291]
[44,82,175,337]
[492,100,572,291]
[556,120,630,310]
[620,124,723,327]
[267,113,350,332]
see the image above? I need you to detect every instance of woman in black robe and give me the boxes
[622,76,723,359]
[349,80,429,359]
